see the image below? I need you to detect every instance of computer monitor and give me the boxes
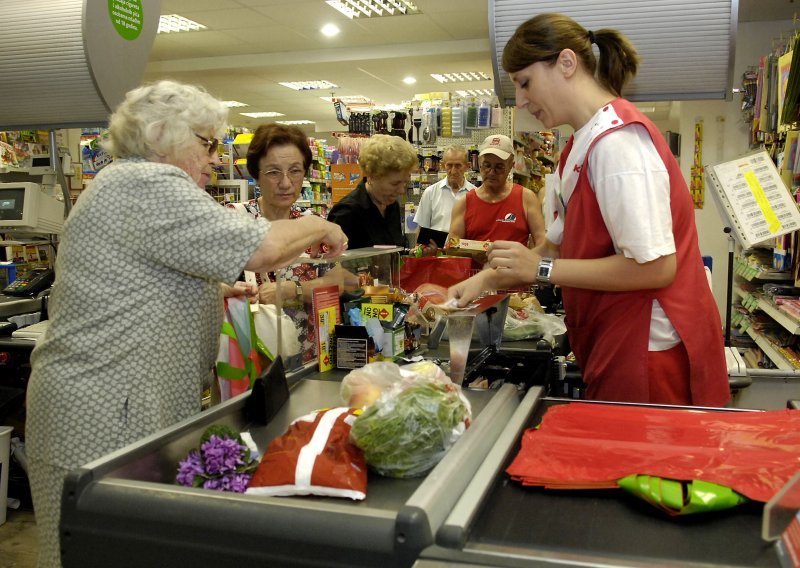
[0,182,65,235]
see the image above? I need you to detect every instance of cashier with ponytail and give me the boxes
[448,14,729,407]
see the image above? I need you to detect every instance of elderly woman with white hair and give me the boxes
[24,80,348,567]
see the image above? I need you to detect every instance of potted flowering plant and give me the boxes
[176,424,259,493]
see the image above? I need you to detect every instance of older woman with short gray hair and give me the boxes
[25,80,348,567]
[328,134,418,249]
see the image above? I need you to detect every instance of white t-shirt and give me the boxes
[548,106,680,350]
[414,177,475,232]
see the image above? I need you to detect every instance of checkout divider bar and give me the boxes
[437,386,544,549]
[396,382,521,554]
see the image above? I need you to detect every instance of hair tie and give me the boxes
[588,30,595,45]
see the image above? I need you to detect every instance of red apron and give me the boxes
[559,99,729,406]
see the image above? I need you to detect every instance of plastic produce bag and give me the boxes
[349,372,471,478]
[503,309,566,343]
[340,361,404,409]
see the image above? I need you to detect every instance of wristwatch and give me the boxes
[537,257,555,284]
[293,281,304,299]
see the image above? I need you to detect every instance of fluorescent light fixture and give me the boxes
[280,80,339,91]
[276,120,316,125]
[456,89,495,97]
[320,23,340,36]
[325,0,420,19]
[220,101,248,108]
[403,76,417,85]
[240,112,285,118]
[320,95,373,105]
[158,14,207,34]
[431,72,490,84]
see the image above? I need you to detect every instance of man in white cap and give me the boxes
[448,134,545,248]
[413,145,476,247]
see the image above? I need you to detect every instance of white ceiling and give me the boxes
[145,0,798,134]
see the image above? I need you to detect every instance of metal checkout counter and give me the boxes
[58,294,787,567]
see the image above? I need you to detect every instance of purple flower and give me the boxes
[176,451,204,487]
[201,472,252,493]
[176,429,257,493]
[200,435,245,475]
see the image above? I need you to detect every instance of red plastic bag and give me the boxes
[506,403,800,502]
[245,407,367,500]
[399,256,477,293]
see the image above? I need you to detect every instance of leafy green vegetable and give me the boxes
[349,379,470,478]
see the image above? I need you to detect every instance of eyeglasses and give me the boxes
[194,133,220,156]
[444,162,466,170]
[259,167,307,184]
[479,162,508,174]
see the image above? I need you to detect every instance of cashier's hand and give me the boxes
[448,270,493,308]
[221,281,259,303]
[487,241,540,284]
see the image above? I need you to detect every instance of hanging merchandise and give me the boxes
[466,98,479,129]
[451,98,464,136]
[422,108,437,145]
[407,106,415,143]
[491,100,503,128]
[477,98,491,129]
[441,102,452,137]
[412,112,423,146]
[390,111,407,140]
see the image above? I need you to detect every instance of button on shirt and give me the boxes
[413,177,476,232]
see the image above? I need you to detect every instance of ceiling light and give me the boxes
[220,101,248,108]
[280,80,339,91]
[320,95,373,105]
[403,76,417,85]
[320,23,340,37]
[240,112,284,118]
[277,120,316,125]
[456,89,495,97]
[431,72,490,84]
[157,14,206,34]
[325,0,419,19]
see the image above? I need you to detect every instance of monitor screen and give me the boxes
[0,188,24,221]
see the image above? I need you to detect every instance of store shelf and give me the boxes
[733,284,800,334]
[745,327,794,370]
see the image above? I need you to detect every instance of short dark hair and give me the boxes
[246,123,313,180]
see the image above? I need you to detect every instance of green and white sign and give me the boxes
[108,0,144,41]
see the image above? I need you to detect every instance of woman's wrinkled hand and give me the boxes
[221,281,259,303]
[308,217,349,258]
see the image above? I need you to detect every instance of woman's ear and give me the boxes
[557,49,578,78]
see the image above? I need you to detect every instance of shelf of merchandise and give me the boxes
[744,327,795,370]
[733,284,800,335]
[733,256,792,282]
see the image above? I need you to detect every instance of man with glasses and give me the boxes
[413,145,476,248]
[448,134,545,249]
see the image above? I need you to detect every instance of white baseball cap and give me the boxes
[478,134,514,160]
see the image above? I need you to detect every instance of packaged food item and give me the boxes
[445,237,491,263]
